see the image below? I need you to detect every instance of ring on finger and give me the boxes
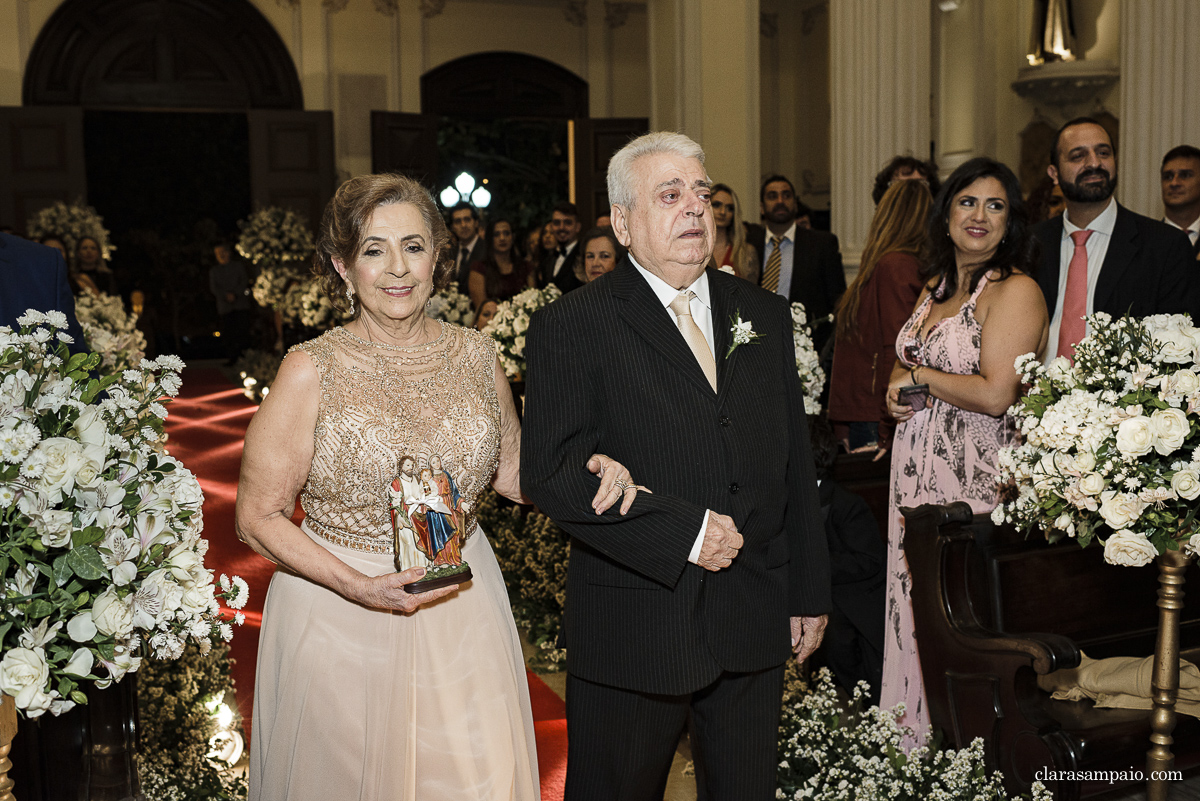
[614,478,631,491]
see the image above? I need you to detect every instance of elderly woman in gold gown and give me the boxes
[236,174,644,801]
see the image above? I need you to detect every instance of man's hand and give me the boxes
[696,512,742,572]
[790,615,828,663]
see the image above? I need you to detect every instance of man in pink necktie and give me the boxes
[1033,117,1198,361]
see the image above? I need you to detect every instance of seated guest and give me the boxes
[1035,117,1198,361]
[807,417,885,706]
[829,180,931,451]
[707,183,759,283]
[578,226,625,284]
[1161,144,1200,256]
[882,157,1048,746]
[468,217,535,310]
[474,298,498,331]
[74,235,117,296]
[38,235,68,263]
[538,202,583,293]
[871,155,941,206]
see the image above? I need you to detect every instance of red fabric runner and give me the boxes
[164,366,567,798]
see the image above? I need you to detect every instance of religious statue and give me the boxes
[1028,0,1077,65]
[388,453,472,592]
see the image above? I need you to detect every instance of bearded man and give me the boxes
[1034,117,1199,360]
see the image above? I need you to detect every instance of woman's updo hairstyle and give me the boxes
[314,173,453,317]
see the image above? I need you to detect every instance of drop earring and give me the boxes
[345,285,356,315]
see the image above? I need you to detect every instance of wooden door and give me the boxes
[247,110,335,231]
[572,117,648,226]
[0,106,87,233]
[370,111,439,186]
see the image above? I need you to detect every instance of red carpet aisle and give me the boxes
[164,365,568,799]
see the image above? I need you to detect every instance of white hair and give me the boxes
[606,131,706,210]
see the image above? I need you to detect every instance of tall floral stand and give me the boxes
[1147,549,1195,801]
[0,693,16,801]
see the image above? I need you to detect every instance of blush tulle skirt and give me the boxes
[249,523,540,801]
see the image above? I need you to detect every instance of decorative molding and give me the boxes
[563,0,586,26]
[760,12,778,38]
[420,0,446,18]
[1011,59,1119,108]
[604,1,633,29]
[801,2,828,36]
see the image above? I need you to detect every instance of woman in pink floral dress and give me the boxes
[880,158,1049,746]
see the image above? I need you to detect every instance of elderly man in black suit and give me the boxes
[522,132,830,801]
[1035,117,1198,361]
[745,175,845,354]
[0,232,85,346]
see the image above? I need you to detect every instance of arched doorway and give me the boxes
[24,0,302,109]
[420,52,589,119]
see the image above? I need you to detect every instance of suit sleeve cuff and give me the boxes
[687,509,711,564]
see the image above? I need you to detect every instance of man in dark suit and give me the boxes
[1034,117,1198,361]
[537,201,584,293]
[745,175,845,354]
[522,133,830,801]
[1161,144,1200,259]
[448,201,484,294]
[0,232,85,346]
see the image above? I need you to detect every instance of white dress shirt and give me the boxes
[1046,199,1118,361]
[1165,214,1200,247]
[762,222,797,298]
[553,240,578,277]
[630,255,714,564]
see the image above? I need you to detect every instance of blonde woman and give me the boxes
[708,183,759,283]
[828,180,931,451]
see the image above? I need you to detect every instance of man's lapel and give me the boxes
[1093,205,1138,315]
[611,259,716,396]
[710,269,742,404]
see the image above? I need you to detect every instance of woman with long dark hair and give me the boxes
[828,180,931,451]
[467,217,535,311]
[880,158,1048,746]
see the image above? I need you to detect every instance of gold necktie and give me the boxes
[668,291,717,391]
[761,235,782,293]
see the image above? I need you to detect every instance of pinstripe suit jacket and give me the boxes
[521,257,831,695]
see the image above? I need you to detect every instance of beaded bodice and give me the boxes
[294,325,501,553]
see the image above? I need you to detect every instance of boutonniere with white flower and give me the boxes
[726,312,760,358]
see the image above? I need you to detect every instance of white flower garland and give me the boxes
[426,286,476,328]
[482,285,562,379]
[74,291,146,373]
[791,302,826,415]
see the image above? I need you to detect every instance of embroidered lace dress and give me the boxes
[250,325,539,801]
[880,275,1015,748]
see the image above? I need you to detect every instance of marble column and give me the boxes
[1118,0,1200,217]
[830,0,931,269]
[647,0,760,212]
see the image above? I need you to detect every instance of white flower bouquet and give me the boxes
[995,313,1200,567]
[777,667,1050,800]
[0,311,247,718]
[791,303,826,415]
[296,278,345,330]
[482,285,562,379]
[238,207,315,313]
[25,200,116,261]
[427,286,476,328]
[75,291,147,373]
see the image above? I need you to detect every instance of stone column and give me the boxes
[830,0,931,269]
[1118,0,1200,217]
[646,0,760,215]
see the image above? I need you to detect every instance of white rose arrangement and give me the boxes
[791,302,826,415]
[482,286,562,379]
[237,207,315,312]
[74,291,147,373]
[995,312,1200,567]
[0,311,247,718]
[426,286,476,328]
[25,200,116,262]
